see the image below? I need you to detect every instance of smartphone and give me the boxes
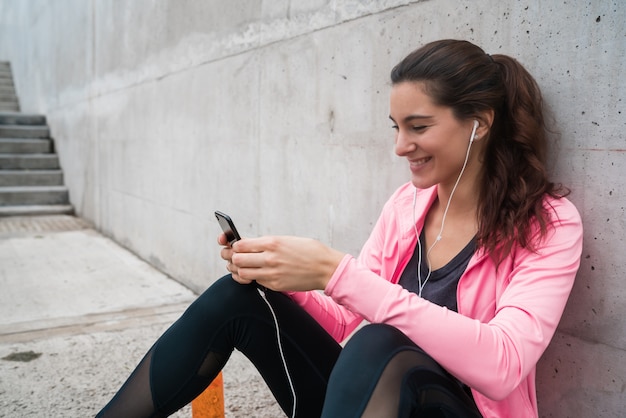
[215,211,241,246]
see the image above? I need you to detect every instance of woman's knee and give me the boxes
[345,323,415,356]
[346,324,445,374]
[182,275,259,323]
[330,324,416,379]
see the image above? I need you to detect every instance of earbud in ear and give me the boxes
[470,120,479,143]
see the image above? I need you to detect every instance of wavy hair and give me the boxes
[390,39,568,261]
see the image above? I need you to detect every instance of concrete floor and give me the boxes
[0,215,283,417]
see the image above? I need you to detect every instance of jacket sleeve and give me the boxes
[286,288,363,342]
[324,198,583,400]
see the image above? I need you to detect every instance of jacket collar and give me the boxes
[396,184,439,240]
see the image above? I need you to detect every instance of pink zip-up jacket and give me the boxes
[288,182,583,417]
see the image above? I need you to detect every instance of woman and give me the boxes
[97,39,583,418]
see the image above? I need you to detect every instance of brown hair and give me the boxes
[390,39,568,261]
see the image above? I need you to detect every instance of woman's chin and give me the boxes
[410,177,435,190]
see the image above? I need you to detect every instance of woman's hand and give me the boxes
[218,233,253,285]
[227,236,345,292]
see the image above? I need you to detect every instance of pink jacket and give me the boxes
[289,183,583,417]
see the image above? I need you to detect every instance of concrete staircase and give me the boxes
[0,61,73,216]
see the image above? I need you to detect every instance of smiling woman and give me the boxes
[96,40,582,418]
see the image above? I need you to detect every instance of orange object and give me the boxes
[191,371,225,418]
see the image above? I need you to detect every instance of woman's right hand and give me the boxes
[218,233,254,285]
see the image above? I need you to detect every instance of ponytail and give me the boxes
[481,55,568,261]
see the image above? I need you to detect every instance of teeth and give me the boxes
[412,157,431,165]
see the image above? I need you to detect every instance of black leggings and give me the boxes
[96,275,482,418]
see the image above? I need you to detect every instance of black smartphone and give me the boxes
[215,211,241,246]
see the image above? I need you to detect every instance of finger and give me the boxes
[237,262,282,281]
[232,236,276,253]
[232,251,273,269]
[227,261,240,275]
[230,272,253,285]
[237,266,263,282]
[220,247,234,262]
[227,262,248,284]
[217,233,229,246]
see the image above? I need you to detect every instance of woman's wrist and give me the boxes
[319,247,346,290]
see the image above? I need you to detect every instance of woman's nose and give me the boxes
[394,130,416,156]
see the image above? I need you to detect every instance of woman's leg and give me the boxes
[321,324,482,418]
[96,275,341,418]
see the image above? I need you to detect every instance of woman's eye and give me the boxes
[390,124,427,132]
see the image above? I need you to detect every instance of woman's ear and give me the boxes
[474,109,495,140]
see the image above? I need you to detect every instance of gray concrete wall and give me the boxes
[0,0,624,416]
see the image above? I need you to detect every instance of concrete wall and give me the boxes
[1,0,624,415]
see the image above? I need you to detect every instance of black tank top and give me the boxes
[398,231,476,312]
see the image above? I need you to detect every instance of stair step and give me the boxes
[0,204,74,217]
[0,138,51,153]
[0,92,17,100]
[0,102,19,112]
[0,125,48,138]
[0,170,63,187]
[0,112,46,125]
[0,186,69,206]
[0,154,59,169]
[0,63,71,213]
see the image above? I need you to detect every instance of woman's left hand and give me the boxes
[231,236,345,292]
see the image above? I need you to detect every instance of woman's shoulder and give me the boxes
[543,194,582,226]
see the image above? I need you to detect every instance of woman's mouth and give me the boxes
[409,157,432,171]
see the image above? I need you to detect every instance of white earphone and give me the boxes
[470,119,479,143]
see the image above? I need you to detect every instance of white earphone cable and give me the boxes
[257,287,297,418]
[413,121,478,296]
